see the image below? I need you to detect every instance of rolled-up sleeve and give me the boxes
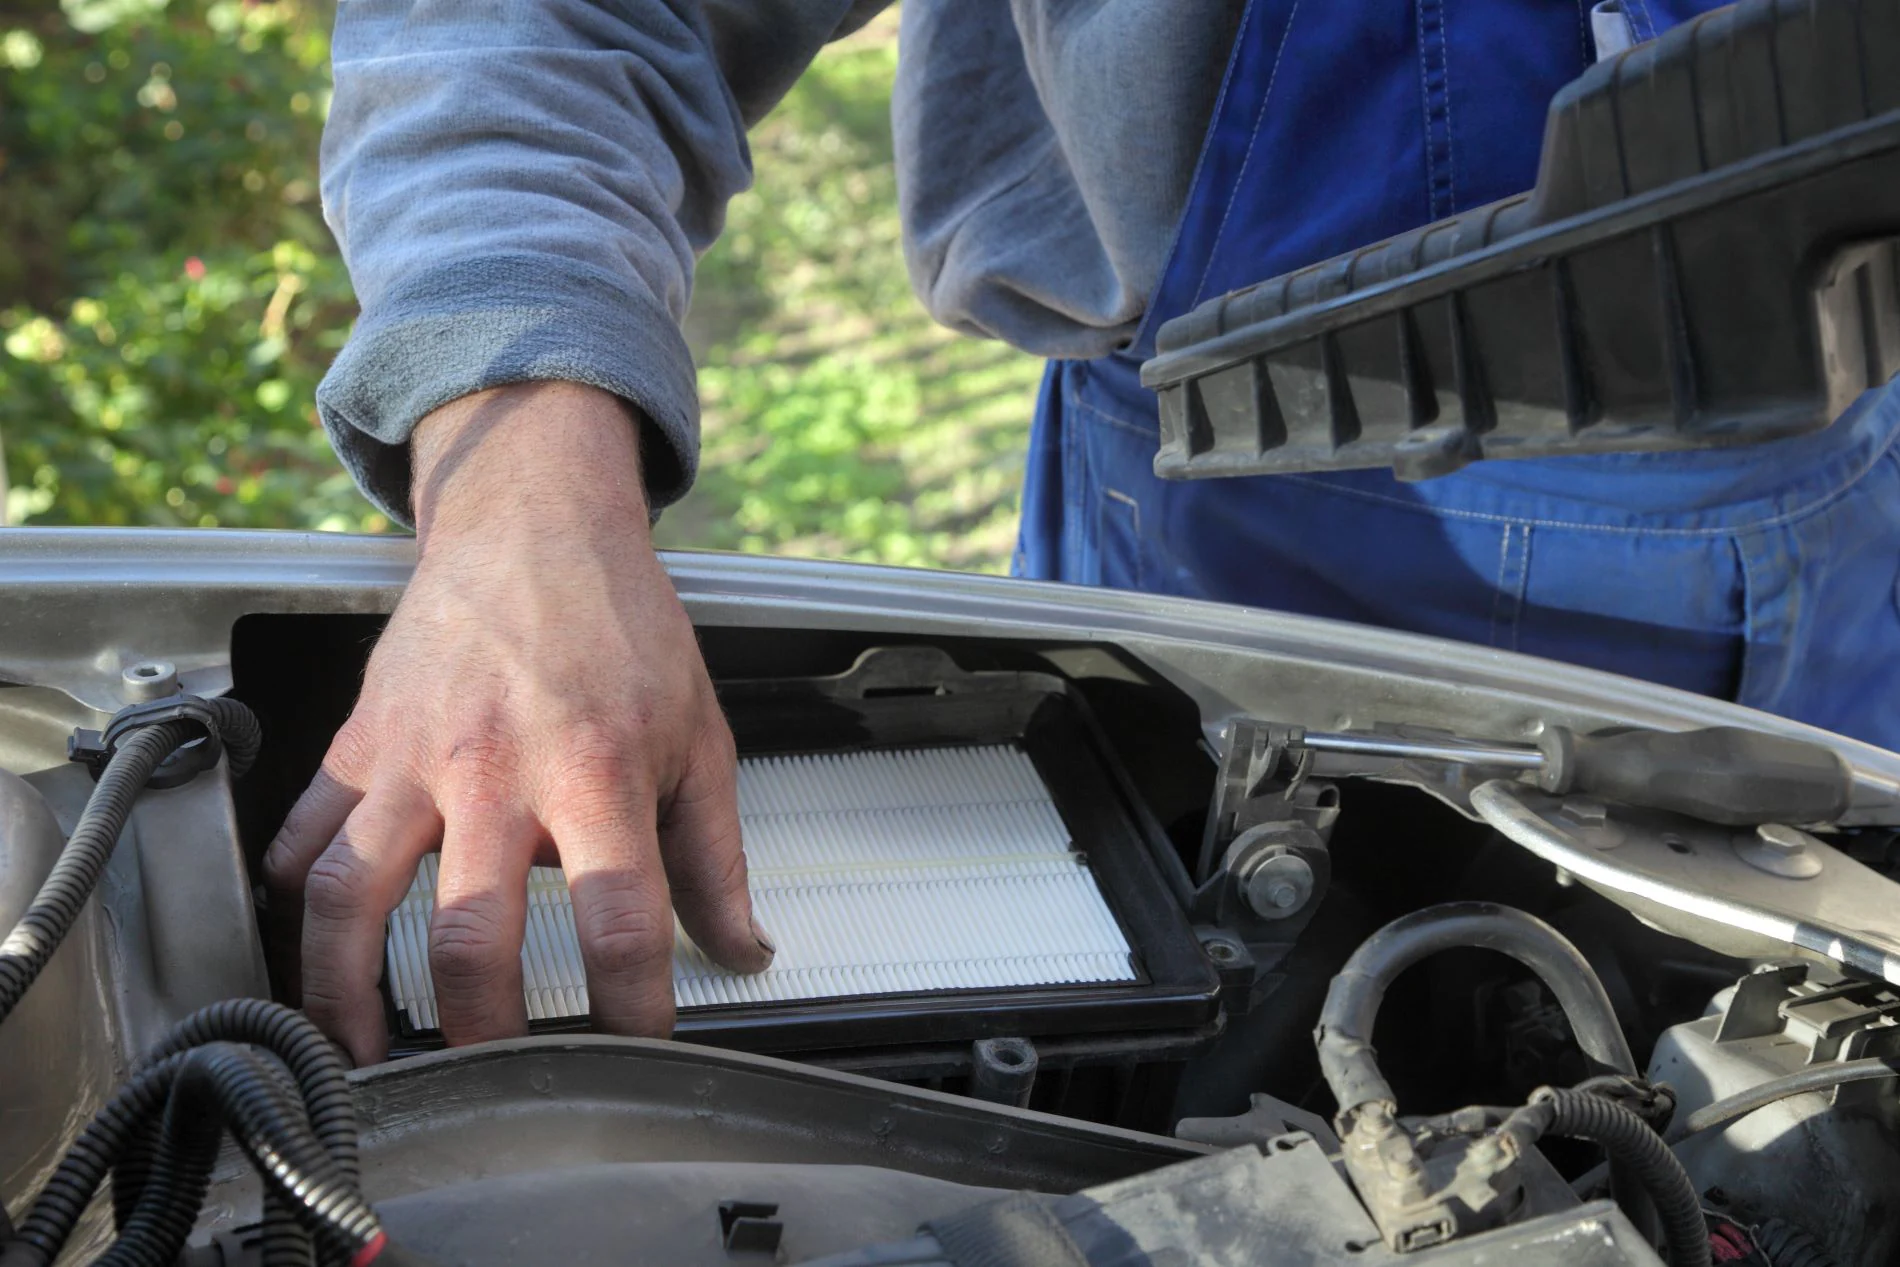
[317,0,884,521]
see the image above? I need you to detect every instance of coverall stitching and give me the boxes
[1417,0,1456,217]
[1270,418,1900,535]
[1576,0,1590,66]
[1417,1,1442,220]
[1627,0,1657,41]
[1073,396,1168,440]
[1489,525,1514,647]
[1191,0,1305,309]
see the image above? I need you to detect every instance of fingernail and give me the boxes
[750,914,777,958]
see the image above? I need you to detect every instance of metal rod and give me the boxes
[1300,731,1546,771]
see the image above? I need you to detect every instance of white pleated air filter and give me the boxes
[386,744,1137,1031]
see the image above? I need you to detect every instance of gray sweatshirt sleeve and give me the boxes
[317,0,885,522]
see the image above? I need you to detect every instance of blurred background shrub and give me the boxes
[0,3,1038,569]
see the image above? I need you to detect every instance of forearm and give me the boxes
[409,384,651,551]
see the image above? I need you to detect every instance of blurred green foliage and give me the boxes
[667,19,1040,570]
[1,0,381,530]
[1,4,1038,566]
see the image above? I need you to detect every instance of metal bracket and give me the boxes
[1471,780,1900,987]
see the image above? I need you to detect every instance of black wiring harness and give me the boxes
[0,696,431,1267]
[0,696,260,1026]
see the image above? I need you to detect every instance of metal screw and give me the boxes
[121,660,179,702]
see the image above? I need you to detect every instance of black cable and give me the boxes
[99,1065,229,1267]
[0,721,196,1025]
[6,1043,385,1267]
[9,1051,191,1263]
[7,1000,362,1267]
[1672,1057,1898,1141]
[101,999,349,1267]
[139,997,359,1185]
[169,1044,382,1265]
[1503,1088,1709,1267]
[206,697,263,778]
[0,695,261,1026]
[1315,902,1636,1117]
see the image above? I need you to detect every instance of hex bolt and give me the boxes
[1732,822,1824,879]
[1237,850,1316,921]
[121,660,180,702]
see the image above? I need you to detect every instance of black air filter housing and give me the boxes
[1142,0,1900,481]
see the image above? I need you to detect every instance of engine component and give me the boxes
[0,765,110,1250]
[804,1132,1665,1267]
[387,744,1138,1029]
[1217,722,1857,830]
[1650,962,1900,1265]
[379,648,1222,1120]
[967,1037,1037,1107]
[1314,903,1646,1253]
[185,1035,1204,1265]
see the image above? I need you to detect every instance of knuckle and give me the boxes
[577,892,674,983]
[437,728,517,792]
[559,718,634,778]
[428,899,517,987]
[322,722,379,780]
[261,835,304,889]
[545,725,649,827]
[302,848,377,921]
[298,979,347,1023]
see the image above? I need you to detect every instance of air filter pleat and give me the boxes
[387,744,1137,1032]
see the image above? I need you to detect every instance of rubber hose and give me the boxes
[1510,1088,1710,1267]
[260,1191,318,1267]
[1755,1218,1838,1267]
[1315,902,1635,1116]
[1673,1057,1898,1141]
[0,721,196,1024]
[253,1052,318,1267]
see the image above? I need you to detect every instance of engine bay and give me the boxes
[3,537,1899,1266]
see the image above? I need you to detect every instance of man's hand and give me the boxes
[264,381,772,1065]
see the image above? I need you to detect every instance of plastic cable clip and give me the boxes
[68,694,226,790]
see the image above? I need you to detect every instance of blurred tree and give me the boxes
[0,3,1038,567]
[0,0,378,530]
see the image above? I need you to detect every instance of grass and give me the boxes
[654,14,1040,573]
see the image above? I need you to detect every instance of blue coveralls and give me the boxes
[1017,0,1900,752]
